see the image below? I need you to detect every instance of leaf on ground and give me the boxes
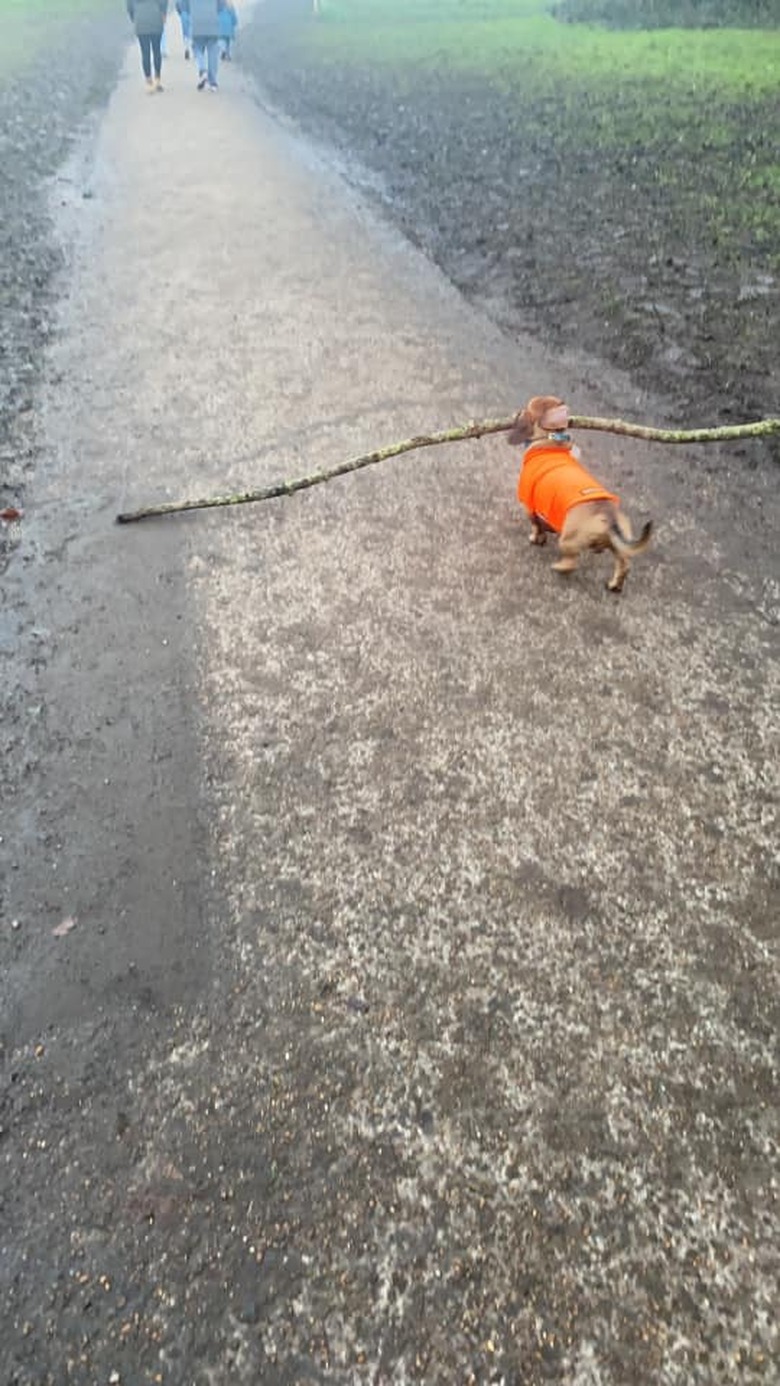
[52,916,76,937]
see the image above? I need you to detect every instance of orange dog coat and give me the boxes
[518,439,618,534]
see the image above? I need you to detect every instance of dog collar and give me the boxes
[524,431,573,452]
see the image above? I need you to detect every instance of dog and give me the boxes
[508,395,652,593]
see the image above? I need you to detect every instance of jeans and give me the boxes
[179,10,192,45]
[193,36,219,86]
[138,32,162,79]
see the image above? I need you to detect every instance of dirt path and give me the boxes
[1,26,779,1386]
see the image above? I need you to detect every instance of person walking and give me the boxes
[175,0,192,59]
[180,0,225,92]
[127,0,168,93]
[218,0,237,61]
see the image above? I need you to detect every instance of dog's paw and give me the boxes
[606,579,624,594]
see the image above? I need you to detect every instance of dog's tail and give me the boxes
[610,519,653,555]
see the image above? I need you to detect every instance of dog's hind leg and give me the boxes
[606,515,651,592]
[606,548,629,592]
[552,537,579,575]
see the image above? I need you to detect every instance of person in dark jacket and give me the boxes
[180,0,225,92]
[127,0,168,92]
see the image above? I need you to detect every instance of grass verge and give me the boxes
[1,0,126,76]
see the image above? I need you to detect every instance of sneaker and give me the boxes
[197,71,207,89]
[208,82,218,91]
[155,76,163,91]
[184,46,190,59]
[145,76,155,92]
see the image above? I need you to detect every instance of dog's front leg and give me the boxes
[529,516,547,546]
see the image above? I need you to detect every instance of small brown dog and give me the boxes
[509,395,652,593]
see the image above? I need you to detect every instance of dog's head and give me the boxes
[507,395,570,445]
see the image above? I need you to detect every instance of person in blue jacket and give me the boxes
[179,0,225,91]
[127,0,168,93]
[218,1,237,61]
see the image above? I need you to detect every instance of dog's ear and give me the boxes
[508,395,568,444]
[506,407,534,445]
[538,400,569,431]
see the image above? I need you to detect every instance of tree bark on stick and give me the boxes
[115,413,780,525]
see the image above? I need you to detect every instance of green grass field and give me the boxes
[1,0,124,71]
[0,0,112,10]
[307,0,779,98]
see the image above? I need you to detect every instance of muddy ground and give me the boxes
[239,3,779,457]
[0,5,126,568]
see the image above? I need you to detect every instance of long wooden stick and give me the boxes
[569,415,780,444]
[115,412,780,524]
